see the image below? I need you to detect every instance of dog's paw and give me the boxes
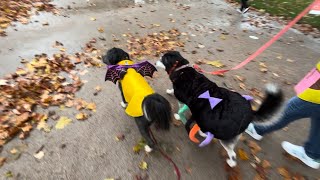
[166,89,174,95]
[227,159,237,168]
[198,130,207,138]
[120,101,127,108]
[144,145,153,153]
[174,113,181,120]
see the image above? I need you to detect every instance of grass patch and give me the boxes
[243,0,320,29]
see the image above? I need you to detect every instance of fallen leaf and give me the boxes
[133,145,141,153]
[238,148,249,160]
[282,127,289,131]
[94,86,102,95]
[292,173,306,180]
[249,36,259,40]
[55,116,72,129]
[172,119,182,127]
[277,167,291,179]
[34,151,44,159]
[219,35,226,40]
[115,134,125,141]
[37,121,51,132]
[234,75,246,82]
[0,79,8,86]
[261,160,271,169]
[98,27,104,33]
[42,22,49,26]
[95,86,102,92]
[205,60,225,68]
[139,161,148,170]
[0,157,6,167]
[10,148,18,154]
[5,171,13,178]
[198,44,205,49]
[76,112,88,120]
[239,83,246,90]
[272,73,280,77]
[90,17,96,21]
[260,68,268,73]
[247,140,261,154]
[185,166,192,174]
[86,103,96,112]
[259,63,267,68]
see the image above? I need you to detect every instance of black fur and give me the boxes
[103,48,172,148]
[161,51,283,140]
[103,47,130,65]
[143,94,171,130]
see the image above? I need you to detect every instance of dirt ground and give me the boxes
[0,0,319,179]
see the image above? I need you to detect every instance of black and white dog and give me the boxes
[156,51,283,167]
[103,48,172,152]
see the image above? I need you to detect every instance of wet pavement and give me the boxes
[0,0,319,179]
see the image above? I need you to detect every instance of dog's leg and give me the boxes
[118,82,127,108]
[174,102,188,124]
[219,135,241,167]
[134,117,154,152]
[185,116,195,134]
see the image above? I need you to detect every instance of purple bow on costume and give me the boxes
[199,132,214,147]
[242,95,253,101]
[198,91,222,109]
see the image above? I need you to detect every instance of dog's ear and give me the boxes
[102,54,109,65]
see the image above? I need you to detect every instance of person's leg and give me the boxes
[304,113,320,160]
[246,97,312,139]
[281,111,320,169]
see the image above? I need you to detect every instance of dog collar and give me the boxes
[174,64,189,72]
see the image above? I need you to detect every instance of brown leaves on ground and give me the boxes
[224,162,241,180]
[125,29,185,59]
[277,167,291,179]
[0,0,58,36]
[238,148,249,160]
[0,39,101,148]
[277,166,306,180]
[246,140,262,155]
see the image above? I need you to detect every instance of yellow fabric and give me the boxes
[118,60,154,117]
[298,62,320,104]
[298,88,320,104]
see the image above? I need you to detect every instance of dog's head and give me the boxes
[156,51,189,74]
[102,47,130,65]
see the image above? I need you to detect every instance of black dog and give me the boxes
[156,51,283,166]
[103,48,172,152]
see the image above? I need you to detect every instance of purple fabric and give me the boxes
[242,95,253,101]
[198,91,222,109]
[199,132,214,147]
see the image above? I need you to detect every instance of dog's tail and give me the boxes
[253,84,283,122]
[142,93,172,130]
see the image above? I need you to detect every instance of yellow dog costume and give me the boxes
[117,60,155,117]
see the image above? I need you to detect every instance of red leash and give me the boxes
[149,129,181,180]
[194,0,318,75]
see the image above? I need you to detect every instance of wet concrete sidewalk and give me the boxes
[0,0,319,179]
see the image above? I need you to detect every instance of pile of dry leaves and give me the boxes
[125,29,185,59]
[0,0,57,37]
[0,40,102,150]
